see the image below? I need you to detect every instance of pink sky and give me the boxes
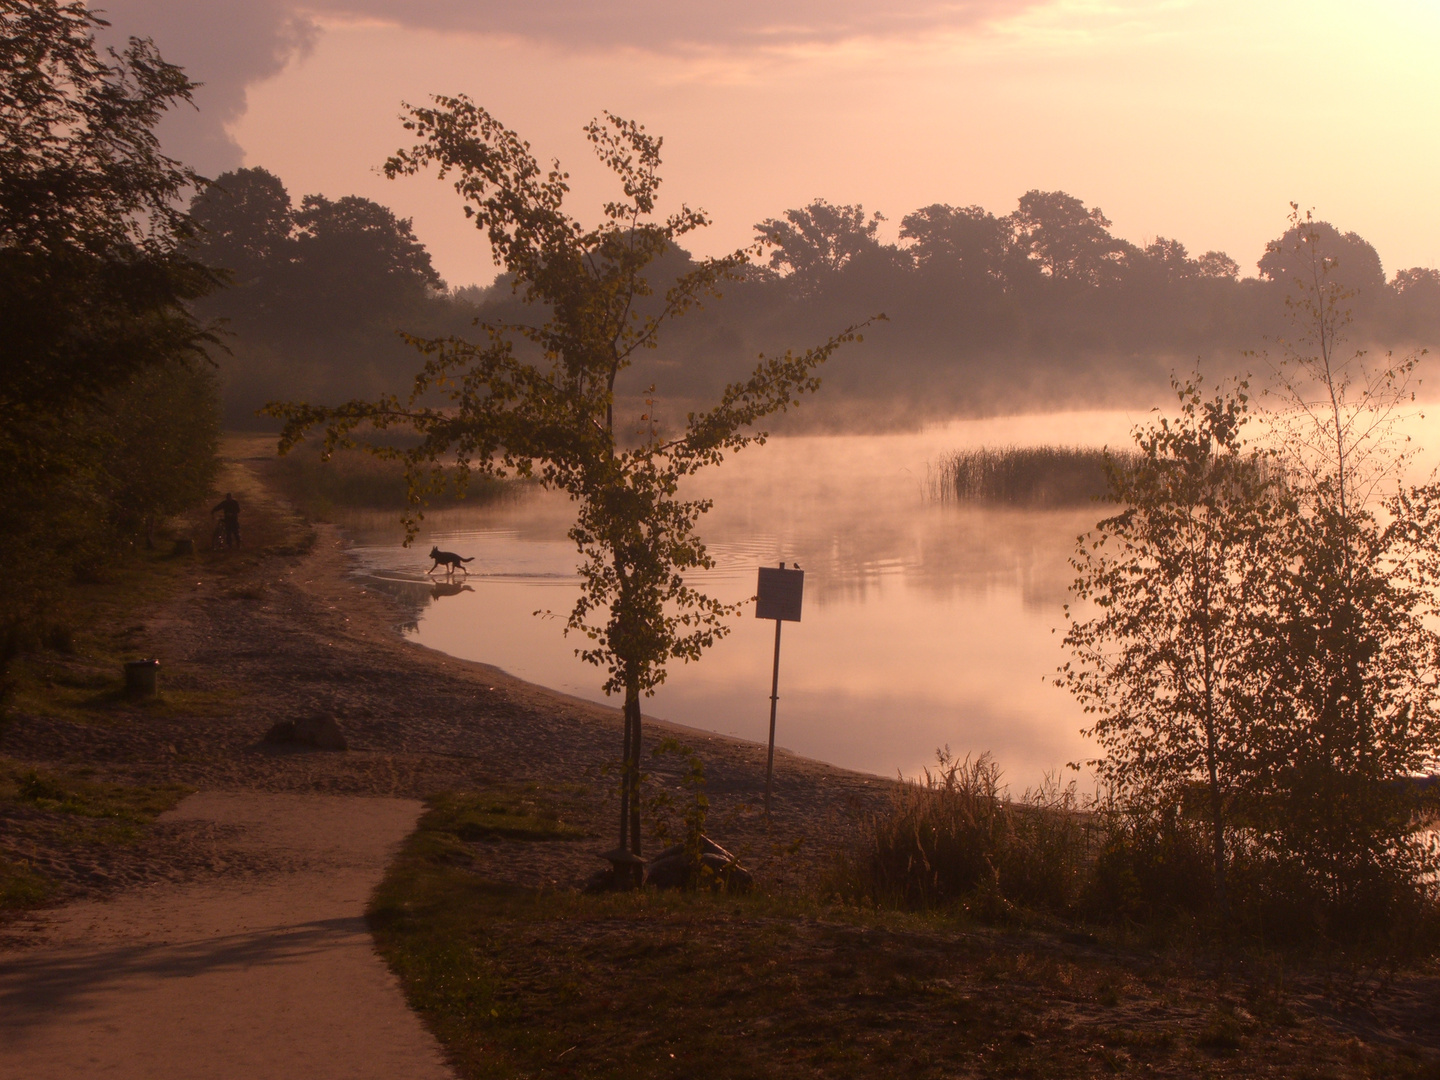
[102,1,1440,288]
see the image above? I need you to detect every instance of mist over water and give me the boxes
[341,410,1168,788]
[339,404,1440,788]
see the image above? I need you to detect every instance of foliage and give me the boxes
[841,750,1089,918]
[0,0,221,680]
[1061,214,1440,941]
[754,198,892,296]
[1060,376,1284,909]
[269,99,870,863]
[0,0,218,420]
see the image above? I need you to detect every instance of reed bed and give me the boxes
[933,445,1138,506]
[268,443,518,518]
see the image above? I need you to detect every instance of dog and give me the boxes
[427,546,475,576]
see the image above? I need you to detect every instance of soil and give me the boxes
[1,440,888,902]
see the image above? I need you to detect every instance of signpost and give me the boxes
[756,562,804,815]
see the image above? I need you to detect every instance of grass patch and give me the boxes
[933,445,1138,506]
[1,759,190,823]
[0,758,192,912]
[370,788,1437,1079]
[0,854,52,910]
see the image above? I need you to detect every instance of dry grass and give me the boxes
[368,787,1440,1080]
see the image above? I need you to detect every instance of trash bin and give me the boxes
[124,659,160,697]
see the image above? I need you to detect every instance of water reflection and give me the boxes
[344,412,1151,787]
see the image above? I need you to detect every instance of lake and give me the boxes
[341,403,1440,790]
[339,410,1175,791]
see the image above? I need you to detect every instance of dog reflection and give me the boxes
[430,581,475,601]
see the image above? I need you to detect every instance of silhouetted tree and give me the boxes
[1009,190,1123,285]
[755,198,889,297]
[189,166,295,288]
[900,203,1010,283]
[0,0,221,670]
[1259,216,1385,306]
[1061,377,1283,911]
[270,100,870,873]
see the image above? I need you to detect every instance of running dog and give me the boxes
[427,546,475,576]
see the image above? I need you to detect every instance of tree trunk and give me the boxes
[625,680,642,865]
[618,691,633,853]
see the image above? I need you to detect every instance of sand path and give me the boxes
[0,791,453,1080]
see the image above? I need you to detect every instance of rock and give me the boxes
[643,835,753,893]
[262,714,348,751]
[295,714,348,750]
[262,720,297,745]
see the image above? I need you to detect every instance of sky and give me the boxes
[99,0,1440,290]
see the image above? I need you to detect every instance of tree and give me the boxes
[269,99,870,874]
[1009,190,1123,285]
[1060,377,1284,910]
[188,166,295,288]
[899,203,1009,283]
[1196,250,1240,281]
[0,0,220,668]
[1258,215,1385,307]
[0,0,217,421]
[1251,209,1440,925]
[754,198,889,297]
[292,192,442,311]
[1065,210,1440,938]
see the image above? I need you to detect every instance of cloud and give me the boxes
[97,0,1045,173]
[97,1,319,174]
[316,1,1044,50]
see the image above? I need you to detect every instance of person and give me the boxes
[211,492,241,548]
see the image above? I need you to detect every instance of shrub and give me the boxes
[842,750,1090,918]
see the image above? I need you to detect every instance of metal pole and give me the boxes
[764,616,782,816]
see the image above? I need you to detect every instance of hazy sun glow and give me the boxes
[107,0,1440,287]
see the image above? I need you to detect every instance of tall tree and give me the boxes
[0,0,217,422]
[1061,377,1284,910]
[0,0,220,666]
[754,198,888,297]
[1253,209,1440,921]
[189,166,295,287]
[270,99,870,874]
[1009,190,1123,286]
[899,203,1009,283]
[1258,216,1385,307]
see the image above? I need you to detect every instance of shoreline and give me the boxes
[1,439,893,905]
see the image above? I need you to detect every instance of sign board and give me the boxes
[756,566,804,622]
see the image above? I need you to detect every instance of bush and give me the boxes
[1083,801,1214,923]
[840,750,1090,918]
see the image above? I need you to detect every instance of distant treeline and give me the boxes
[191,172,1440,428]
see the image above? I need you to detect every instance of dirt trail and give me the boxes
[0,791,453,1080]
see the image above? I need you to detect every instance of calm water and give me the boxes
[343,407,1440,788]
[341,411,1158,789]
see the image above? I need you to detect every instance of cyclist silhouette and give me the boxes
[211,493,241,549]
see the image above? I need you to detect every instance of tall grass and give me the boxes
[933,445,1137,506]
[836,751,1093,920]
[838,750,1440,950]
